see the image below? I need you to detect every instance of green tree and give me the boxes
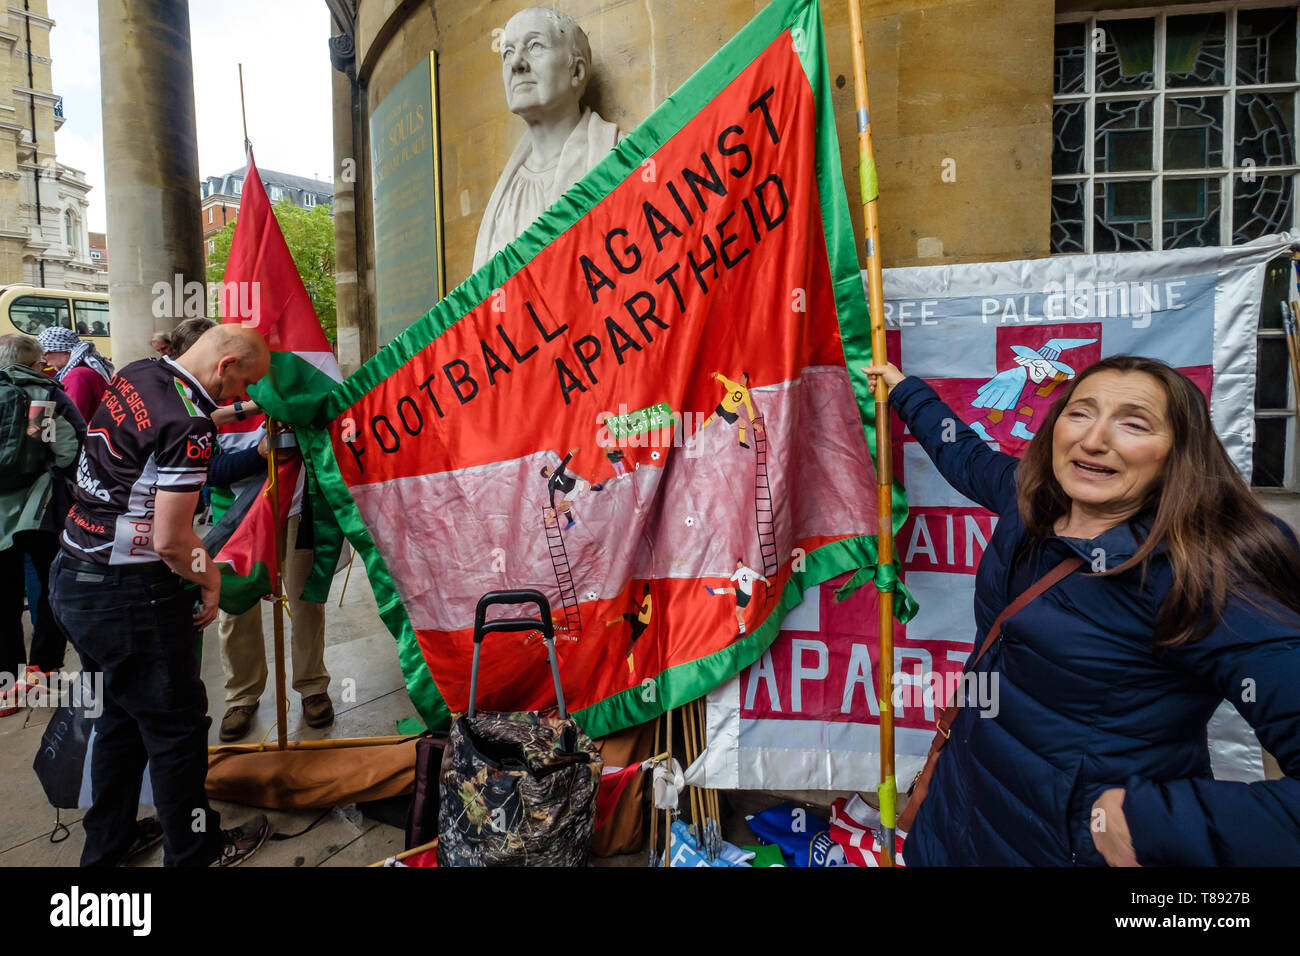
[207,198,337,343]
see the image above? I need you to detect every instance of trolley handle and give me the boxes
[468,590,567,720]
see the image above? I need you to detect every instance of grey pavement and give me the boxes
[0,552,419,868]
[1,550,771,868]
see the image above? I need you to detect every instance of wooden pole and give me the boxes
[238,63,250,152]
[663,705,674,866]
[232,67,288,747]
[367,837,438,866]
[682,697,705,853]
[687,698,713,855]
[846,0,897,865]
[208,734,412,754]
[266,419,289,750]
[649,712,660,866]
[696,698,721,852]
[337,548,356,607]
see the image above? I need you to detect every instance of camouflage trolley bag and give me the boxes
[437,590,603,866]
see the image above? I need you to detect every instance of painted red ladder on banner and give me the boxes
[542,509,582,640]
[753,413,778,609]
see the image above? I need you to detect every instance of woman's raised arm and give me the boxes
[861,364,1020,516]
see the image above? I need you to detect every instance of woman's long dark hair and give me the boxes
[1016,354,1300,647]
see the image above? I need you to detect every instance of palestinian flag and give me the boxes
[207,151,343,612]
[205,443,302,614]
[299,0,913,734]
[219,153,342,421]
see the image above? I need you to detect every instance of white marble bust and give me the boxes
[473,6,622,271]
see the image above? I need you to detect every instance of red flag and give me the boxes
[593,763,645,833]
[205,423,302,614]
[218,151,340,424]
[206,151,339,611]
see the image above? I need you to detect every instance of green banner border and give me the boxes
[303,0,911,733]
[299,425,451,729]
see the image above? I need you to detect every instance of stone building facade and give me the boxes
[326,0,1300,516]
[200,166,335,265]
[0,0,103,292]
[327,0,1055,371]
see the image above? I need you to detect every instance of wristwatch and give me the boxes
[233,400,247,421]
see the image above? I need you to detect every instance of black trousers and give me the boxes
[0,530,66,678]
[48,553,222,867]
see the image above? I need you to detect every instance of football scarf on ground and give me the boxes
[300,0,915,735]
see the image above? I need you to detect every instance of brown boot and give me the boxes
[302,693,334,728]
[219,705,257,742]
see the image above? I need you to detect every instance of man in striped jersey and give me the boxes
[49,326,273,867]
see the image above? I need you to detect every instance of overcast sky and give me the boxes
[49,0,336,234]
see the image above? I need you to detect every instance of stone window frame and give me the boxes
[1054,1,1300,491]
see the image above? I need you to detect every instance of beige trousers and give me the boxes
[218,513,330,707]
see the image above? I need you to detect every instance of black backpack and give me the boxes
[0,367,56,493]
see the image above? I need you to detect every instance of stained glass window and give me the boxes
[1233,173,1294,242]
[1052,7,1298,251]
[1052,182,1086,253]
[1097,99,1155,171]
[1165,96,1224,169]
[1167,13,1226,87]
[1164,176,1221,247]
[1237,7,1297,84]
[1054,7,1300,489]
[1053,101,1087,175]
[1094,180,1153,251]
[1096,18,1156,92]
[1235,91,1295,167]
[1055,23,1087,95]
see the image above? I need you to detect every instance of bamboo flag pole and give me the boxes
[682,697,705,854]
[699,698,721,854]
[235,63,290,751]
[649,713,660,866]
[690,697,718,856]
[238,64,250,152]
[663,705,674,866]
[266,420,289,751]
[337,548,356,607]
[209,734,412,755]
[846,0,897,866]
[367,837,438,866]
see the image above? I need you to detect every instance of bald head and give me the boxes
[175,325,271,404]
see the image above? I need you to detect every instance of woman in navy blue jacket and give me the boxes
[863,355,1300,866]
